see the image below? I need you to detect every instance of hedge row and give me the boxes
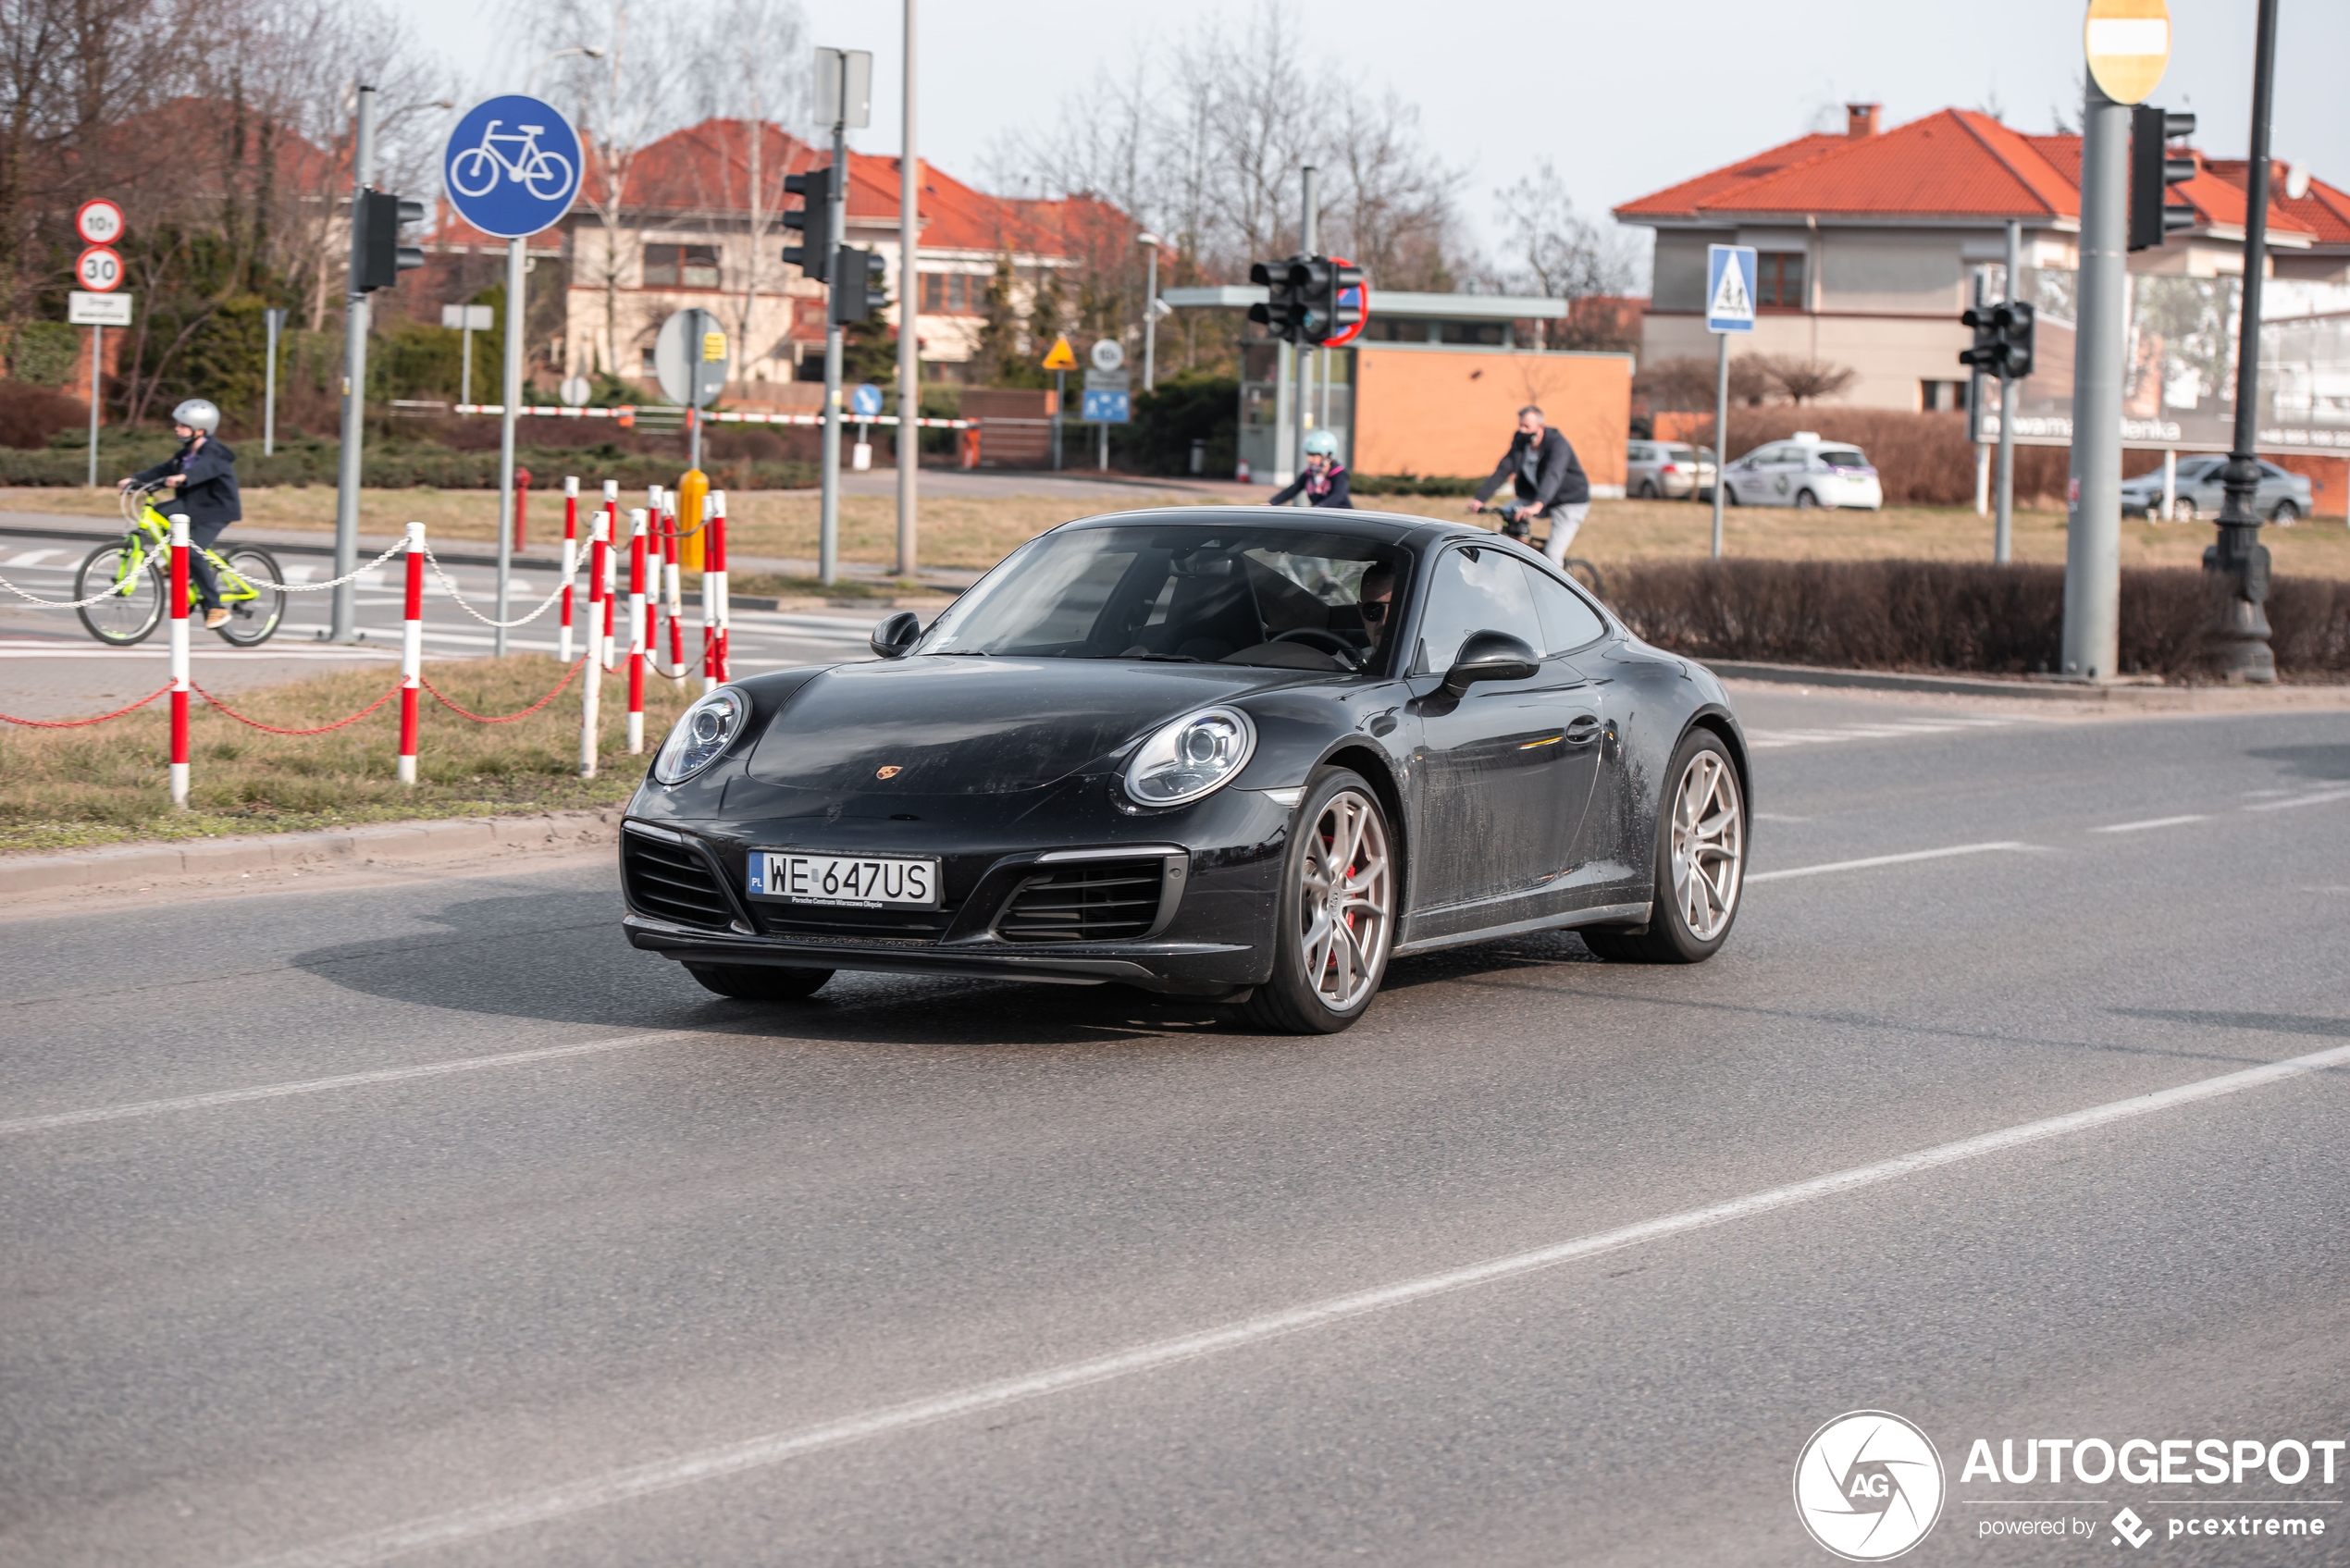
[0,441,815,493]
[1606,558,2350,682]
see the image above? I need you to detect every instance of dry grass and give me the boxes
[14,482,2345,580]
[0,655,695,854]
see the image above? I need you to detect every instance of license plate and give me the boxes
[748,851,940,908]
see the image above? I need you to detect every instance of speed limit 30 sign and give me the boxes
[77,246,123,292]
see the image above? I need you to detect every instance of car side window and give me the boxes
[1528,568,1608,655]
[1628,443,1651,462]
[1413,546,1541,674]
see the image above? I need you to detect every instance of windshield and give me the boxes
[921,525,1411,673]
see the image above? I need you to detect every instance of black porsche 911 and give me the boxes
[619,508,1749,1033]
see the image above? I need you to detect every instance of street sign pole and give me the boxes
[494,235,525,656]
[1703,243,1756,561]
[331,84,377,645]
[1295,167,1317,486]
[86,323,102,489]
[896,0,920,578]
[2059,80,2130,683]
[264,308,284,457]
[1995,218,2020,564]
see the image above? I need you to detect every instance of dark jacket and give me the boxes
[1268,461,1354,509]
[1473,427,1589,510]
[132,437,242,531]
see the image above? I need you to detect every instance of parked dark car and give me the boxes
[620,510,1750,1033]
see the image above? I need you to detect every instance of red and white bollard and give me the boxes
[710,488,731,684]
[662,498,686,688]
[168,513,191,809]
[581,512,607,779]
[626,507,649,754]
[601,478,620,665]
[699,498,719,695]
[559,475,579,663]
[645,484,664,672]
[398,522,424,785]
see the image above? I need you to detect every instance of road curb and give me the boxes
[1704,660,2323,703]
[0,808,624,898]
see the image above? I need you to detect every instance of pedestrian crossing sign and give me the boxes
[1706,244,1758,333]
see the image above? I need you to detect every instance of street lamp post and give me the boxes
[1138,232,1160,391]
[2206,0,2281,684]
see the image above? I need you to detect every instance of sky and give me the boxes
[417,0,2350,276]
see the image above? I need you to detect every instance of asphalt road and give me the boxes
[4,688,2348,1567]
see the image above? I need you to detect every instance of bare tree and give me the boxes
[1489,159,1644,347]
[1632,355,1717,413]
[680,0,809,374]
[1763,355,1858,404]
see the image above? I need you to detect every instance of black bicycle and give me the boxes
[1495,504,1604,599]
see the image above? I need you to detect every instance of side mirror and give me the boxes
[870,610,921,660]
[1441,630,1540,696]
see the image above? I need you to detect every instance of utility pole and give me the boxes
[895,0,919,578]
[330,84,377,646]
[2059,77,2129,682]
[263,308,284,456]
[2208,0,2280,683]
[1995,218,2020,564]
[1139,233,1160,390]
[1295,167,1317,488]
[814,47,866,587]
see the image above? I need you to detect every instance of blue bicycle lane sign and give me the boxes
[442,95,583,238]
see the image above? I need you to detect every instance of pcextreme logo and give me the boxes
[1794,1411,1948,1562]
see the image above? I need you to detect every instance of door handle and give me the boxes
[1565,715,1602,746]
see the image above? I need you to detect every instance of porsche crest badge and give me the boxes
[875,765,903,780]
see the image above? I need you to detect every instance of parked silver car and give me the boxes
[2121,455,2312,523]
[1626,440,1716,500]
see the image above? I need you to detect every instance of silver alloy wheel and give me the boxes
[1669,748,1744,942]
[1296,788,1393,1012]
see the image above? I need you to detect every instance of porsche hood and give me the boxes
[742,657,1287,796]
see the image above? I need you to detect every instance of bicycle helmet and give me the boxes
[1301,429,1339,457]
[171,398,221,435]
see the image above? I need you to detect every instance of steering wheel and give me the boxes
[1271,627,1361,671]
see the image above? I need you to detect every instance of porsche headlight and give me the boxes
[653,686,748,784]
[1123,706,1256,807]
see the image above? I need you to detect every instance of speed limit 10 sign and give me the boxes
[75,198,125,246]
[77,245,123,292]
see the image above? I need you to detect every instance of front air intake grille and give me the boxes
[995,858,1165,945]
[622,832,736,930]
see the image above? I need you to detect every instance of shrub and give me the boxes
[8,320,82,387]
[0,382,90,450]
[1606,558,2350,683]
[1664,409,2073,507]
[1124,376,1237,476]
[1352,473,1478,497]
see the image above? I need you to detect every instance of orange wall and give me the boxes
[1353,346,1630,488]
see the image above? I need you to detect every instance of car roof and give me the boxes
[1057,505,1461,547]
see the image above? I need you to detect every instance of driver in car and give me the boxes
[1357,562,1394,654]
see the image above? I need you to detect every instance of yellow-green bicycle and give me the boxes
[74,483,287,647]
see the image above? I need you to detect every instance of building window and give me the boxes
[921,273,977,315]
[642,243,721,289]
[1921,379,1970,413]
[1757,253,1806,308]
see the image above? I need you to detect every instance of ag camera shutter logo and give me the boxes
[1793,1411,1946,1561]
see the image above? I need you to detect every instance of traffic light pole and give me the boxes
[819,117,846,586]
[2059,78,2129,682]
[896,0,919,577]
[1294,167,1317,492]
[330,84,377,646]
[1995,217,2019,564]
[492,235,525,656]
[2207,0,2280,684]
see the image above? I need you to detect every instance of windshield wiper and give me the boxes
[1127,652,1201,663]
[933,649,991,657]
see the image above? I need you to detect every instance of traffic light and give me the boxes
[829,245,886,325]
[353,190,425,291]
[1288,256,1334,342]
[1959,304,2000,374]
[1248,256,1302,342]
[783,166,833,283]
[2129,106,2197,252]
[1992,301,2035,379]
[1959,301,2035,379]
[1326,259,1366,344]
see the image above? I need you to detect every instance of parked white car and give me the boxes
[1717,432,1883,511]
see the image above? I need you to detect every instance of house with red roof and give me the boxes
[1614,103,2344,416]
[438,117,1142,399]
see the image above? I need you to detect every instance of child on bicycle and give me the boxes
[1268,429,1353,509]
[121,398,241,629]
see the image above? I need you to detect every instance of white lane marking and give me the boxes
[280,563,320,582]
[4,549,62,567]
[2092,814,2210,833]
[1752,812,1812,823]
[2245,787,2350,812]
[0,1031,691,1138]
[1746,841,2035,883]
[240,1035,2350,1568]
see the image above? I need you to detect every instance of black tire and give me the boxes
[2270,500,2299,525]
[1637,480,1658,500]
[213,547,287,646]
[1578,728,1747,965]
[1240,768,1396,1034]
[2173,498,2197,523]
[74,544,165,646]
[1794,488,1819,510]
[686,963,834,1000]
[1723,484,1741,506]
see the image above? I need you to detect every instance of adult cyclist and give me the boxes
[1466,403,1589,565]
[1268,428,1353,509]
[121,398,241,629]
